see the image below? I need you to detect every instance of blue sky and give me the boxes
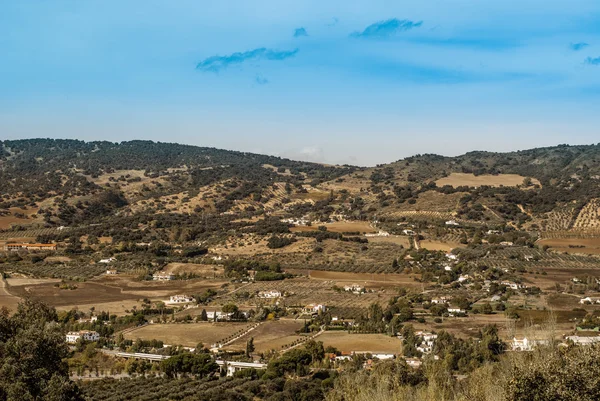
[1,0,599,166]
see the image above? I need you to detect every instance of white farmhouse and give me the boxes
[304,304,326,314]
[343,284,365,294]
[153,272,175,281]
[66,330,100,344]
[512,337,548,351]
[258,290,282,299]
[168,295,195,304]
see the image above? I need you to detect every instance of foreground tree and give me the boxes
[0,299,83,400]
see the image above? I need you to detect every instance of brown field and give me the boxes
[225,319,305,353]
[291,221,376,234]
[308,270,416,284]
[435,173,540,188]
[419,240,460,252]
[0,279,21,311]
[366,236,411,247]
[162,263,224,277]
[124,322,251,347]
[537,238,600,255]
[317,332,403,354]
[521,267,600,291]
[4,275,228,315]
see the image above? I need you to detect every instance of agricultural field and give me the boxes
[224,319,305,353]
[537,237,600,255]
[387,191,465,213]
[123,322,252,347]
[435,173,539,188]
[290,221,376,234]
[418,240,460,252]
[2,274,229,315]
[162,262,224,277]
[317,332,403,354]
[0,278,21,311]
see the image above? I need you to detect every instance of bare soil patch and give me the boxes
[318,332,402,354]
[225,319,305,353]
[124,322,251,347]
[435,173,540,188]
[538,238,600,255]
[162,263,224,277]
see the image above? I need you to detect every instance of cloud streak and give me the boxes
[196,48,299,73]
[571,42,590,51]
[585,56,600,65]
[351,18,422,38]
[294,27,308,38]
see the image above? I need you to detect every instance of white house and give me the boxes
[565,336,600,345]
[402,229,416,235]
[258,290,282,299]
[458,275,470,283]
[365,230,390,237]
[304,304,326,313]
[405,358,422,368]
[416,331,437,354]
[153,272,175,281]
[445,220,460,226]
[512,337,548,351]
[446,253,458,261]
[66,330,100,344]
[448,308,466,315]
[579,297,600,304]
[431,297,448,305]
[500,241,514,246]
[343,284,365,294]
[168,295,194,304]
[98,257,115,264]
[501,281,526,290]
[105,269,118,275]
[444,265,453,272]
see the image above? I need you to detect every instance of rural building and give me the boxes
[500,241,514,246]
[431,297,448,304]
[416,331,437,354]
[565,336,600,345]
[404,358,422,368]
[579,297,600,304]
[365,230,390,237]
[258,290,282,299]
[168,295,195,304]
[304,304,326,314]
[446,253,458,261]
[153,272,175,281]
[78,316,98,324]
[98,257,115,263]
[105,269,118,275]
[216,360,267,377]
[443,265,453,271]
[4,243,57,252]
[445,220,460,226]
[402,229,415,235]
[501,281,526,290]
[511,337,548,351]
[448,308,465,315]
[343,284,365,294]
[458,275,470,283]
[66,330,100,344]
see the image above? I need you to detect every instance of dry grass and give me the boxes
[537,237,600,255]
[225,319,305,353]
[435,173,540,188]
[419,240,460,252]
[0,279,21,312]
[317,332,403,354]
[124,322,251,347]
[367,236,411,247]
[162,263,224,277]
